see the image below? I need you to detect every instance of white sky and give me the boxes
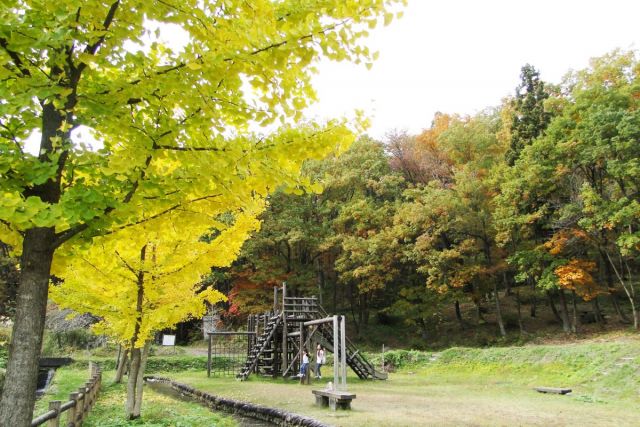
[23,1,640,153]
[306,0,640,139]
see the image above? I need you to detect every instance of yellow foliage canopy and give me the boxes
[51,204,262,348]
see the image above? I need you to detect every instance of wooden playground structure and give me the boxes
[207,283,386,382]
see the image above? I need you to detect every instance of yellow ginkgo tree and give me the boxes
[0,0,404,423]
[51,204,262,419]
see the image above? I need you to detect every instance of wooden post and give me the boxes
[299,322,304,374]
[298,322,305,384]
[75,386,85,426]
[92,377,98,406]
[273,286,278,311]
[282,282,288,376]
[333,316,340,391]
[81,385,89,424]
[47,400,61,427]
[340,315,347,391]
[67,392,78,426]
[85,382,93,410]
[207,333,212,377]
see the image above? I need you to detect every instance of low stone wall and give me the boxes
[144,376,331,427]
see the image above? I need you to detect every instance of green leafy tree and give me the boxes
[496,50,640,331]
[505,64,552,165]
[0,1,403,423]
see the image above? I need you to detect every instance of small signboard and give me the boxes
[202,314,219,337]
[162,334,176,346]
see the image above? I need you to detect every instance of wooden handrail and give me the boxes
[31,362,102,427]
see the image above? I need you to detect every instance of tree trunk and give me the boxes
[515,291,525,334]
[115,348,129,384]
[133,343,150,416]
[126,346,142,419]
[557,289,571,333]
[600,251,629,323]
[475,301,485,324]
[592,297,605,325]
[546,290,562,323]
[363,293,370,327]
[348,283,359,336]
[503,271,512,296]
[454,300,465,330]
[530,280,537,318]
[494,281,506,337]
[571,291,578,334]
[604,250,638,330]
[315,258,324,306]
[125,342,150,419]
[0,228,56,427]
[609,293,630,323]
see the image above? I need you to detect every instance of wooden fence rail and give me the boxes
[31,362,102,427]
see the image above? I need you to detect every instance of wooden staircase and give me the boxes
[237,295,387,381]
[315,306,387,380]
[237,313,282,381]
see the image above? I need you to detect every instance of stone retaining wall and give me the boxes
[144,376,331,427]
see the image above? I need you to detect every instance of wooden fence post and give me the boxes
[92,375,99,403]
[47,401,61,427]
[96,369,102,392]
[67,392,79,427]
[85,382,94,410]
[75,386,86,426]
[30,365,101,427]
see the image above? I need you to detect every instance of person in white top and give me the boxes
[299,349,309,377]
[315,344,325,379]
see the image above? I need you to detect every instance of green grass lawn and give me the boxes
[34,334,640,426]
[35,369,237,426]
[167,336,640,427]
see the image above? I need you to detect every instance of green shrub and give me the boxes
[366,349,432,370]
[42,329,104,355]
[74,356,235,374]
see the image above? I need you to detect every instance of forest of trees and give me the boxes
[214,50,640,343]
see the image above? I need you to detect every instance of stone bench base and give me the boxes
[312,390,356,411]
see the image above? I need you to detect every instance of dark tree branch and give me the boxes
[86,1,120,56]
[0,38,31,77]
[105,194,222,235]
[153,144,227,152]
[53,154,153,247]
[115,250,138,276]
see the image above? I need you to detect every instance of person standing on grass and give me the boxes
[315,344,325,379]
[299,349,309,377]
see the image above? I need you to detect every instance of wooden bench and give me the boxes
[534,387,572,395]
[312,389,356,410]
